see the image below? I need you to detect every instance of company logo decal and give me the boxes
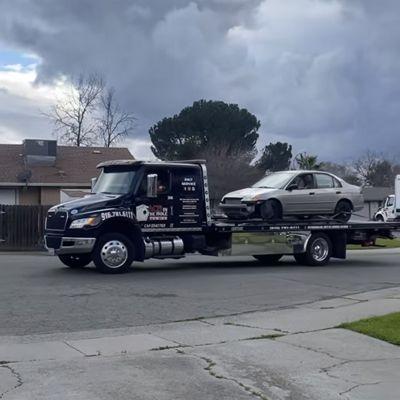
[136,204,168,222]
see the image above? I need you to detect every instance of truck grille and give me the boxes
[46,210,68,231]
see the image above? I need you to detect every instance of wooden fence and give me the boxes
[0,205,50,251]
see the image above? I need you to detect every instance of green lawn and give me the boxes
[347,238,400,250]
[340,312,400,346]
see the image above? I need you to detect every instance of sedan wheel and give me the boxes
[260,199,282,221]
[334,200,352,222]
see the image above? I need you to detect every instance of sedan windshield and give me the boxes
[93,169,137,195]
[252,172,295,189]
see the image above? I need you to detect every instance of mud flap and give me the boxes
[330,231,347,259]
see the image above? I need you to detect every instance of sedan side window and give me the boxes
[315,174,334,189]
[291,173,315,189]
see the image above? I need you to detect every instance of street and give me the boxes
[2,250,400,336]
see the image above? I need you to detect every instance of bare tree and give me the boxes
[353,150,378,184]
[199,144,263,207]
[46,73,104,146]
[353,150,400,187]
[98,87,136,147]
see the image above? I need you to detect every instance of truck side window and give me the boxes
[156,171,170,194]
[139,169,171,196]
[387,197,394,207]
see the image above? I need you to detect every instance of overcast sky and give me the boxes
[0,0,399,161]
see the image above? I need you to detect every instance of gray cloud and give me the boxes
[0,0,400,161]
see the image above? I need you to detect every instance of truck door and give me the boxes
[384,195,395,221]
[135,167,174,230]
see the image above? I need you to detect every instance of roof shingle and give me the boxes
[0,144,134,186]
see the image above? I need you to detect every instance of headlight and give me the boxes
[69,217,98,229]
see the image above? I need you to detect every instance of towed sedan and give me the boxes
[220,170,364,222]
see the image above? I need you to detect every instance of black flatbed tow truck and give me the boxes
[44,160,400,273]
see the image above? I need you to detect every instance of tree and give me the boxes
[353,151,399,186]
[353,150,379,185]
[256,142,292,172]
[294,152,321,170]
[368,160,398,187]
[149,100,260,160]
[98,87,136,147]
[198,143,263,204]
[47,73,104,146]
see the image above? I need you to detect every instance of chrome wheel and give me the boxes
[100,240,128,269]
[310,238,329,262]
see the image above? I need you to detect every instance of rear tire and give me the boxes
[296,233,332,266]
[92,232,135,274]
[58,254,92,268]
[253,254,283,264]
[260,199,282,221]
[334,200,352,222]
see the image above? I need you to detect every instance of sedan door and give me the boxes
[282,173,318,215]
[313,173,338,213]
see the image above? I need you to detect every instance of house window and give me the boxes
[0,189,17,205]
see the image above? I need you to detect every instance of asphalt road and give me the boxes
[1,250,400,336]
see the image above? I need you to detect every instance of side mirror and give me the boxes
[91,177,97,192]
[287,183,297,191]
[147,174,158,198]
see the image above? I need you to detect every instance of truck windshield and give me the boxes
[93,169,137,195]
[252,171,295,189]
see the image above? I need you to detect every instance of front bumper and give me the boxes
[45,236,96,255]
[219,202,255,218]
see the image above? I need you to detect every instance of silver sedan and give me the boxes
[220,170,364,221]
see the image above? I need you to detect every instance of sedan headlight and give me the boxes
[69,217,98,229]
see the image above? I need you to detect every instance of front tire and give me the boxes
[58,254,92,268]
[295,233,332,266]
[259,199,282,221]
[253,254,283,264]
[92,233,135,274]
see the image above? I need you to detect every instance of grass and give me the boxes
[347,238,400,250]
[340,312,400,346]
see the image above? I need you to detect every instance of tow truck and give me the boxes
[44,160,400,273]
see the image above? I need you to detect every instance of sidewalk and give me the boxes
[1,287,400,399]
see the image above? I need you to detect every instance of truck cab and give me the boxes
[375,195,395,222]
[45,160,213,273]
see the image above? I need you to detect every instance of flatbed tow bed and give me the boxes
[44,159,400,273]
[201,217,400,265]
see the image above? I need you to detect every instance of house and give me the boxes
[359,186,393,220]
[0,139,134,205]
